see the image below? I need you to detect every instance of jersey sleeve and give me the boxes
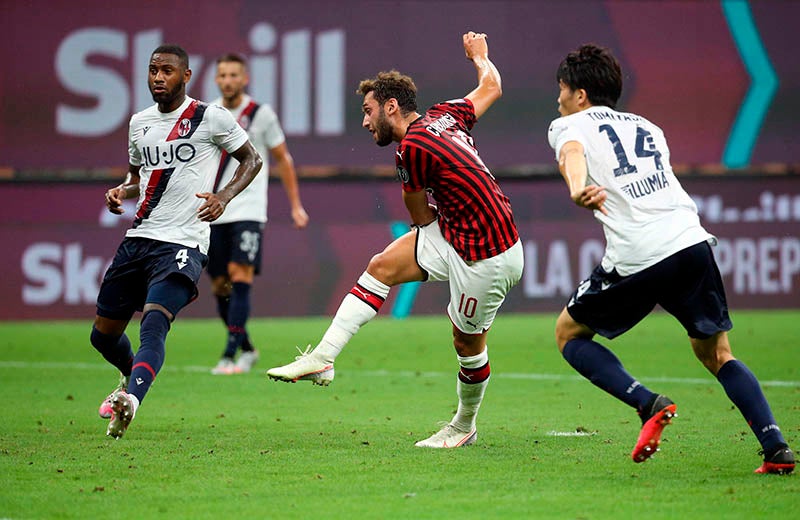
[397,142,435,193]
[208,104,250,153]
[436,98,477,130]
[547,116,586,160]
[254,104,286,150]
[127,115,142,167]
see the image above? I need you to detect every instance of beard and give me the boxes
[150,82,183,105]
[373,109,394,147]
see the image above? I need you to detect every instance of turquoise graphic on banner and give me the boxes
[721,0,778,168]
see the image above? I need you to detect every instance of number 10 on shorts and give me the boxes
[458,293,478,318]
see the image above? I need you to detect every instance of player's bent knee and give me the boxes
[691,335,734,375]
[452,331,486,358]
[92,316,128,338]
[555,308,592,352]
[228,263,255,284]
[366,254,396,285]
[554,311,573,352]
[142,303,174,322]
[210,276,231,297]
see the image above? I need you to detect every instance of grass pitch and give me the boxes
[1,311,798,518]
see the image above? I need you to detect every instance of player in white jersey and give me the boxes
[207,53,308,376]
[548,44,793,474]
[89,45,263,439]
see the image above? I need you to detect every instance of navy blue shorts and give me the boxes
[566,241,732,340]
[207,221,264,278]
[96,237,208,320]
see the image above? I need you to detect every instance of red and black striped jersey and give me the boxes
[397,98,518,261]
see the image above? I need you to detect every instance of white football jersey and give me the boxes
[210,94,285,225]
[127,96,249,253]
[548,106,713,276]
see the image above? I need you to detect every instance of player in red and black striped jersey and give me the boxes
[397,96,518,261]
[268,32,523,449]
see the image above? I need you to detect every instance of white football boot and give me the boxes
[234,350,260,373]
[211,358,242,375]
[415,423,477,448]
[266,345,334,386]
[98,373,129,419]
[106,390,136,439]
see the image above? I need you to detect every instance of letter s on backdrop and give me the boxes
[55,27,130,137]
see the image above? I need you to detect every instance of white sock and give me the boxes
[314,272,390,363]
[452,348,490,432]
[129,394,140,417]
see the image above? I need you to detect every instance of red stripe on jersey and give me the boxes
[166,100,199,141]
[349,283,385,312]
[240,100,259,122]
[213,100,260,192]
[213,151,231,193]
[458,362,490,384]
[165,100,208,141]
[134,168,165,221]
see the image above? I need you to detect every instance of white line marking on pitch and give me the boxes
[1,361,798,387]
[546,431,597,437]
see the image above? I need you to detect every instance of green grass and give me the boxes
[1,311,798,519]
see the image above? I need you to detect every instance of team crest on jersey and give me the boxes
[178,118,192,137]
[396,165,410,183]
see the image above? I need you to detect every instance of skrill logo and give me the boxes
[55,23,345,138]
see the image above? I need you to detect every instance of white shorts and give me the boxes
[415,222,523,334]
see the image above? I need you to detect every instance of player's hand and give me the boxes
[463,31,489,61]
[105,187,126,215]
[572,185,608,215]
[196,192,227,222]
[291,206,309,229]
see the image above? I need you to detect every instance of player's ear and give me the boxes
[184,68,193,85]
[385,98,399,115]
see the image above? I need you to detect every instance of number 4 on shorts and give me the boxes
[175,249,188,269]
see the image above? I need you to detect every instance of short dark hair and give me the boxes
[557,44,622,109]
[152,44,189,69]
[356,70,417,114]
[216,53,248,68]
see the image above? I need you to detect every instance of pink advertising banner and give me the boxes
[2,0,800,172]
[1,176,797,320]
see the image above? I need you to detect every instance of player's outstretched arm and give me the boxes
[462,31,501,119]
[105,165,141,215]
[270,142,309,229]
[559,140,608,215]
[197,141,263,222]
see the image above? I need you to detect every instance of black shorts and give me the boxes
[566,241,732,340]
[96,237,208,320]
[207,221,264,278]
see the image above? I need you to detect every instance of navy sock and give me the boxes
[223,282,252,358]
[217,291,254,354]
[717,359,786,452]
[128,311,170,404]
[216,294,230,326]
[562,338,655,411]
[90,327,134,376]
